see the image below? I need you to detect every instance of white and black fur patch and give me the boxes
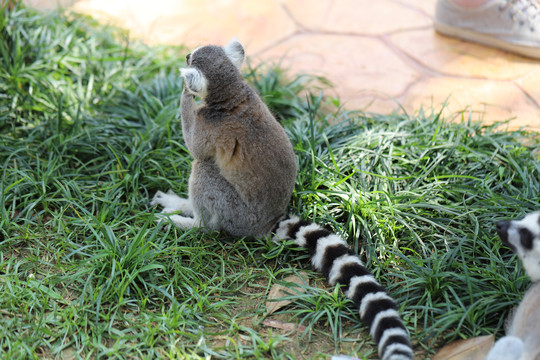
[274,215,413,360]
[496,211,540,281]
[487,211,540,360]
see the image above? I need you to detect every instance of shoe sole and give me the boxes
[434,21,540,60]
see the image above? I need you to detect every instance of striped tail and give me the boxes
[272,215,413,360]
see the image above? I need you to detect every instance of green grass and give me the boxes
[1,5,540,360]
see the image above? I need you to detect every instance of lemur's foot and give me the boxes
[151,189,194,217]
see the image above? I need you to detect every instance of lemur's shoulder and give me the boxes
[200,85,262,122]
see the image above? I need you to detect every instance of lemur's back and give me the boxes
[200,83,297,223]
[509,282,540,358]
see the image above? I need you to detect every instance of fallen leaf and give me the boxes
[262,319,307,333]
[433,335,494,360]
[265,272,308,315]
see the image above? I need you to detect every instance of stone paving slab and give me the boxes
[257,34,421,103]
[25,0,540,132]
[287,0,433,35]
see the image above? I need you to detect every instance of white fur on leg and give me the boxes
[486,336,524,360]
[167,214,199,229]
[151,190,193,217]
[153,213,199,231]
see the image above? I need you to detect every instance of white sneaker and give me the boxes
[435,0,540,59]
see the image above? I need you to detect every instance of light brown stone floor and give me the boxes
[27,0,540,132]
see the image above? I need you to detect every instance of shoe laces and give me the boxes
[500,0,540,31]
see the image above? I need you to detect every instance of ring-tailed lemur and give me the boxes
[486,211,540,360]
[150,39,413,360]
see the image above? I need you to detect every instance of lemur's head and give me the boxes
[496,211,540,282]
[179,39,245,99]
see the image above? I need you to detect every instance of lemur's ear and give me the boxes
[180,67,208,98]
[224,39,245,70]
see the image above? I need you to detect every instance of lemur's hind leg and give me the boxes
[151,189,194,217]
[151,189,200,230]
[165,214,201,229]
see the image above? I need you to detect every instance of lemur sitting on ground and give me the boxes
[150,39,414,360]
[486,211,540,360]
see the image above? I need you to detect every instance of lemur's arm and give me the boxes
[180,89,222,161]
[180,70,237,163]
[179,64,240,165]
[180,88,197,153]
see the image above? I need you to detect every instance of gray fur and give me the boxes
[152,40,297,237]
